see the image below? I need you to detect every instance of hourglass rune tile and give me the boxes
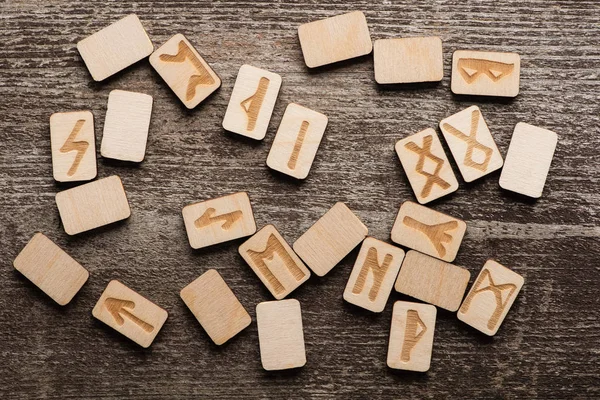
[387,301,437,372]
[391,201,466,262]
[395,128,459,204]
[439,106,503,182]
[50,111,97,182]
[149,34,221,109]
[451,50,521,97]
[182,192,256,249]
[343,238,405,312]
[266,103,328,179]
[222,65,282,140]
[458,260,524,336]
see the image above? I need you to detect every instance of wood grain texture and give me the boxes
[0,0,599,398]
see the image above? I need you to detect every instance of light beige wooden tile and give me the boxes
[50,111,97,182]
[343,238,405,313]
[222,64,282,140]
[395,250,470,312]
[239,225,310,299]
[395,128,459,204]
[55,175,131,235]
[256,299,306,371]
[77,14,153,82]
[266,103,328,179]
[439,106,503,182]
[451,50,520,97]
[374,37,443,84]
[13,233,89,305]
[182,192,256,249]
[149,34,221,109]
[293,202,368,277]
[101,90,153,162]
[387,301,436,372]
[298,11,372,68]
[92,280,168,348]
[499,122,558,198]
[180,269,251,345]
[458,260,524,336]
[391,201,466,262]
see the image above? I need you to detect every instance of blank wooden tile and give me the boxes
[239,225,310,299]
[395,250,470,312]
[499,122,558,198]
[222,65,282,140]
[458,260,524,336]
[77,14,153,82]
[256,299,306,371]
[50,111,97,182]
[391,201,466,262]
[298,11,372,68]
[293,202,368,277]
[183,192,256,249]
[55,175,131,235]
[387,301,436,372]
[439,106,503,182]
[343,238,405,313]
[101,90,153,162]
[374,37,443,84]
[266,103,328,179]
[92,280,168,348]
[13,233,89,305]
[149,34,221,109]
[395,128,459,204]
[451,50,520,97]
[180,269,251,345]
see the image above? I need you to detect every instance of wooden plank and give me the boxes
[394,250,470,312]
[92,280,168,348]
[439,105,503,182]
[13,233,89,305]
[55,175,131,235]
[343,237,404,312]
[77,14,153,81]
[50,111,96,182]
[180,269,251,345]
[256,299,306,370]
[374,37,443,84]
[266,103,328,179]
[395,128,459,204]
[390,201,466,262]
[298,11,372,68]
[451,50,520,97]
[182,192,256,249]
[293,202,368,276]
[100,90,153,162]
[499,122,558,198]
[149,34,221,109]
[458,260,524,336]
[222,64,282,140]
[239,225,310,299]
[387,301,437,372]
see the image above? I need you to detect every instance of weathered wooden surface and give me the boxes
[1,1,599,398]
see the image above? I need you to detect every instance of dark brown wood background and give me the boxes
[1,1,599,398]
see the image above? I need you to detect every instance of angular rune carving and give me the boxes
[442,108,493,172]
[60,119,88,177]
[240,77,270,131]
[287,121,310,170]
[458,58,515,84]
[352,247,393,301]
[401,309,427,362]
[402,216,458,258]
[194,208,243,231]
[105,298,154,333]
[404,135,451,198]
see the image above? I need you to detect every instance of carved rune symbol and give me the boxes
[404,135,451,198]
[402,216,458,258]
[401,309,427,362]
[458,58,515,84]
[159,40,216,101]
[105,298,154,333]
[194,208,243,231]
[459,269,518,330]
[241,77,270,131]
[352,247,393,301]
[442,109,493,172]
[287,121,310,170]
[60,119,88,177]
